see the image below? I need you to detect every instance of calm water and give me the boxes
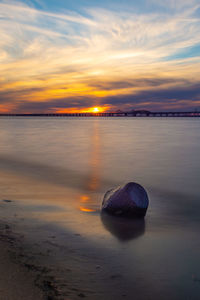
[0,117,200,299]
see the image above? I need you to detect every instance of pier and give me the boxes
[0,111,200,117]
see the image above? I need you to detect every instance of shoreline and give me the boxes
[0,240,44,300]
[0,199,127,300]
[0,200,91,300]
[0,217,63,300]
[1,193,200,300]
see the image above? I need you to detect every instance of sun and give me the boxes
[93,107,100,113]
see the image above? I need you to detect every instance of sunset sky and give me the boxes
[0,0,200,113]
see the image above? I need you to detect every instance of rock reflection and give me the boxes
[101,212,145,242]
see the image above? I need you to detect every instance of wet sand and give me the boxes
[0,199,129,300]
[1,193,200,300]
[0,200,84,300]
[0,241,44,300]
[0,204,63,300]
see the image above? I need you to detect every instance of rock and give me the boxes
[101,182,149,217]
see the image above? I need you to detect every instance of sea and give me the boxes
[0,116,200,299]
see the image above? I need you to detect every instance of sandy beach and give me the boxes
[0,239,44,300]
[0,200,65,300]
[0,199,131,300]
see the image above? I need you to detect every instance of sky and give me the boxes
[0,0,200,113]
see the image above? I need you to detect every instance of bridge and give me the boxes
[0,111,200,117]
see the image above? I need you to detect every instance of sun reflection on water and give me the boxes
[79,120,101,213]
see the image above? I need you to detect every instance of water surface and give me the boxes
[0,117,200,299]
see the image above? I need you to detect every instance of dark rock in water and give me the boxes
[102,182,149,217]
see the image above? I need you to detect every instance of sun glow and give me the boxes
[93,107,100,112]
[55,106,110,114]
[81,106,103,113]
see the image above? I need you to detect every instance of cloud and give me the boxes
[0,0,200,111]
[100,81,200,111]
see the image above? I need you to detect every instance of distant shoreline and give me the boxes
[0,111,200,117]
